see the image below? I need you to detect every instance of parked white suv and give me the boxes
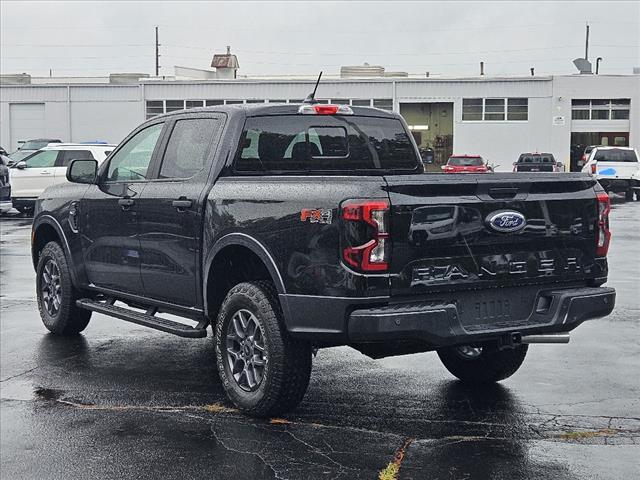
[10,143,115,213]
[582,146,639,201]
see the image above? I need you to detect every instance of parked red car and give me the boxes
[442,155,489,173]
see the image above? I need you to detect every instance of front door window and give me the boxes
[24,150,58,167]
[106,123,163,181]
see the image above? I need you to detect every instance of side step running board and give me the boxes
[76,298,207,338]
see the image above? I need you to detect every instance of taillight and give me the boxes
[298,104,354,115]
[342,200,389,272]
[596,192,611,257]
[591,163,597,175]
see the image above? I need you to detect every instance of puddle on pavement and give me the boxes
[0,379,64,403]
[34,386,64,401]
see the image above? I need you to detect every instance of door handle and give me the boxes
[40,171,52,175]
[118,198,135,210]
[172,198,192,211]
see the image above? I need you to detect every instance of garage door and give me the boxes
[10,103,45,151]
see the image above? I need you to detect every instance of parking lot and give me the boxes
[0,199,638,480]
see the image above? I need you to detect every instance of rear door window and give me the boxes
[158,118,219,179]
[594,149,638,162]
[58,150,93,167]
[235,115,418,172]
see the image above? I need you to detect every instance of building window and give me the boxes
[289,99,305,104]
[484,99,505,121]
[185,100,204,109]
[206,100,224,106]
[165,100,185,112]
[373,99,393,110]
[331,99,350,105]
[462,98,482,120]
[267,99,287,103]
[507,98,528,121]
[246,99,265,103]
[352,99,372,107]
[571,99,630,120]
[146,100,164,119]
[225,100,244,105]
[463,98,528,121]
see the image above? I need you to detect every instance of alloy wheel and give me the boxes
[225,309,267,391]
[41,259,62,317]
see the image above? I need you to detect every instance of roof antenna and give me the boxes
[304,71,323,104]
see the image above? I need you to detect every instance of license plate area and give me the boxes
[455,286,539,330]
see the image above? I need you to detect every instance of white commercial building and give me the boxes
[1,72,638,171]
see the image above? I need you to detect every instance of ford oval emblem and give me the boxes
[486,210,526,233]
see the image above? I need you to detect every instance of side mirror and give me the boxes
[16,161,27,169]
[67,158,98,184]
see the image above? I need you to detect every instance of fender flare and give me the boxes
[203,232,287,318]
[32,214,79,286]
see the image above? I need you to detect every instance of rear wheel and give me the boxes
[36,241,91,335]
[437,344,528,383]
[214,281,312,416]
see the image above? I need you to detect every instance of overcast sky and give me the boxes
[1,1,638,78]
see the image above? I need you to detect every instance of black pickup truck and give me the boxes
[32,102,615,416]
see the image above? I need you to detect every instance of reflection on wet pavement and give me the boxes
[1,201,639,479]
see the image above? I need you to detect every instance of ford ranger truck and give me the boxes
[31,103,616,416]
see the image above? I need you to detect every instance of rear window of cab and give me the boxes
[518,154,555,163]
[593,149,638,162]
[234,115,419,173]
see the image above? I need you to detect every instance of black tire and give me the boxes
[437,344,528,384]
[36,241,91,335]
[214,281,312,417]
[625,189,634,201]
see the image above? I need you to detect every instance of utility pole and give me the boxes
[585,23,590,61]
[155,26,160,77]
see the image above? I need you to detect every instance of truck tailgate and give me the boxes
[384,173,602,297]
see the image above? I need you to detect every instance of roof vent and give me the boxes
[211,46,240,79]
[109,73,149,84]
[0,73,32,85]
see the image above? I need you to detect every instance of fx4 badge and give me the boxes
[300,208,333,224]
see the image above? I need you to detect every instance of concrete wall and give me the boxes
[453,97,554,171]
[0,85,142,149]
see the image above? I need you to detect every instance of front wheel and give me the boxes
[214,281,312,417]
[36,241,91,335]
[437,344,528,383]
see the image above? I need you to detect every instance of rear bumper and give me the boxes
[11,197,36,210]
[347,286,615,346]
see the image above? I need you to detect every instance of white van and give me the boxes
[10,143,115,213]
[582,146,639,200]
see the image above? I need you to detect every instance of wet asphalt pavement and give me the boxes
[1,201,639,480]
